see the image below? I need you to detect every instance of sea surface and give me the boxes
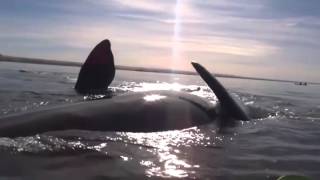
[0,61,319,180]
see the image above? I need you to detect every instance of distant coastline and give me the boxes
[0,54,319,85]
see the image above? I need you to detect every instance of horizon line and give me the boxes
[0,54,319,85]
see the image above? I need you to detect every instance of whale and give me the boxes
[75,39,115,94]
[0,39,249,138]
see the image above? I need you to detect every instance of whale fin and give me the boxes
[75,39,115,94]
[191,62,250,121]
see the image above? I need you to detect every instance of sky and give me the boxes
[0,0,319,82]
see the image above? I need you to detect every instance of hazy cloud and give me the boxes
[0,0,319,81]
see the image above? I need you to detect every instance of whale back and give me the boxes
[0,91,214,137]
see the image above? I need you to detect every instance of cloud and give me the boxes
[0,0,319,81]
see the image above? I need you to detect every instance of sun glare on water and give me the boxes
[118,128,209,178]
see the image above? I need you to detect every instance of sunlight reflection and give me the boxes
[126,81,218,102]
[119,127,206,148]
[143,94,167,102]
[171,0,183,69]
[117,128,214,178]
[172,0,181,55]
[120,155,130,161]
[131,82,185,92]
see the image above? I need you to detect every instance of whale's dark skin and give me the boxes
[75,39,115,94]
[0,91,218,138]
[0,39,249,138]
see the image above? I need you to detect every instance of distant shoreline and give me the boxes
[0,54,319,85]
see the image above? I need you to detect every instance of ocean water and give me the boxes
[0,61,319,180]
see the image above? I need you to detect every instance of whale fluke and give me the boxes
[191,62,250,121]
[75,39,115,94]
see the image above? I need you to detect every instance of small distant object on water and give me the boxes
[18,69,28,73]
[294,81,307,86]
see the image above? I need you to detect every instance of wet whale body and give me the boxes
[0,91,215,137]
[0,39,249,138]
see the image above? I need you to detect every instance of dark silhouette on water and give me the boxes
[75,39,115,94]
[191,62,249,121]
[0,39,250,138]
[294,81,307,86]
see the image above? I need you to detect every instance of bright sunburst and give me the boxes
[171,0,182,67]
